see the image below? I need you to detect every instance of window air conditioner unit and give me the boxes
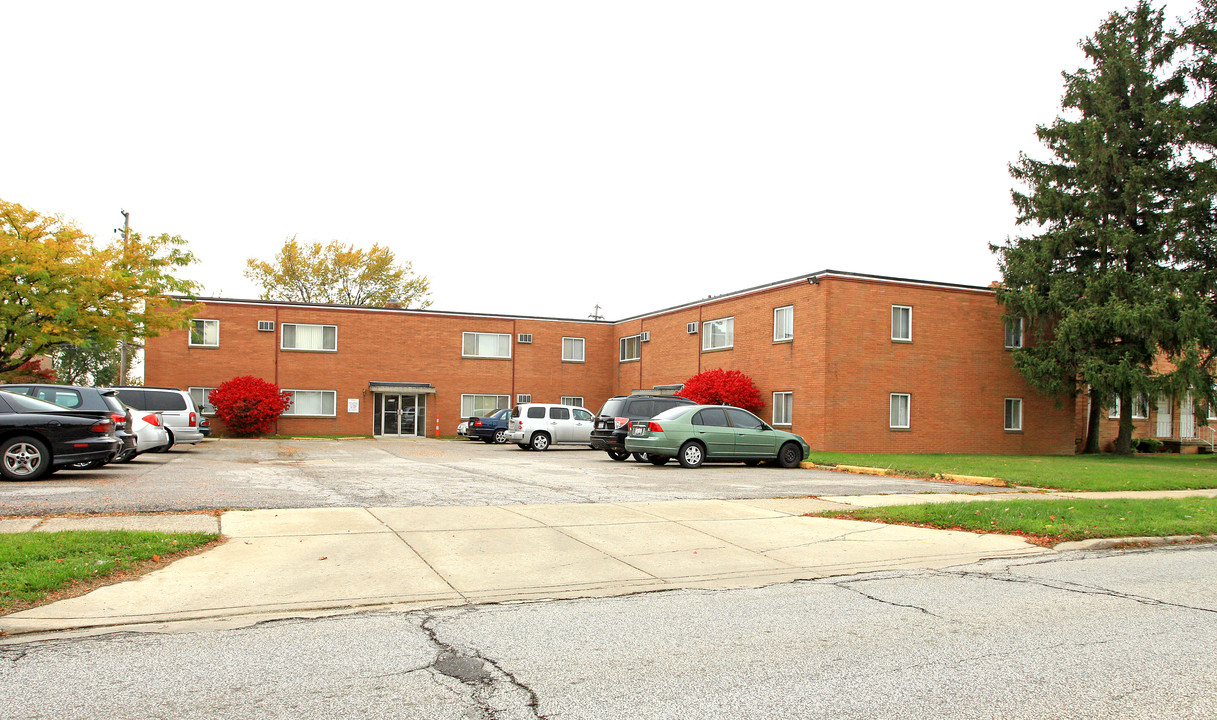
[518,333,533,344]
[640,331,651,342]
[686,322,698,334]
[258,321,275,332]
[517,394,531,403]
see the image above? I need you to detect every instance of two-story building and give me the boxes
[143,270,1079,454]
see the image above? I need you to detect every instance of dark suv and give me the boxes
[2,384,135,465]
[590,394,697,461]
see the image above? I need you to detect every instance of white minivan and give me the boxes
[507,403,595,451]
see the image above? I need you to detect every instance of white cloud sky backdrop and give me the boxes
[2,0,1203,320]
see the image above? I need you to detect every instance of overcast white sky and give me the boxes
[2,1,1203,320]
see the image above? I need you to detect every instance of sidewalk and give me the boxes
[4,489,1214,639]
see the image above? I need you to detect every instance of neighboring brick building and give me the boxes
[143,270,1079,454]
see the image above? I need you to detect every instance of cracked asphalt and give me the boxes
[2,545,1214,719]
[0,438,1008,515]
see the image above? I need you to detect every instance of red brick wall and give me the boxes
[145,274,1078,454]
[145,302,612,437]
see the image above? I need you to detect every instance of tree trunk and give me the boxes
[1115,389,1134,455]
[1083,387,1104,454]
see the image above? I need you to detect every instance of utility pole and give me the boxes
[118,210,130,383]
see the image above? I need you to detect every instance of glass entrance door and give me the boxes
[379,394,422,437]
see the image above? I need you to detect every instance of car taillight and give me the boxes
[110,412,126,426]
[189,412,197,427]
[614,417,630,430]
[143,414,162,427]
[474,419,483,427]
[647,422,663,433]
[90,420,114,433]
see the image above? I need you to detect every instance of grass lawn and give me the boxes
[814,497,1217,546]
[0,531,217,612]
[806,452,1217,492]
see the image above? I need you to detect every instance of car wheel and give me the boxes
[677,441,705,469]
[1,436,51,481]
[530,432,551,451]
[68,459,108,470]
[631,452,649,462]
[743,459,761,467]
[778,442,803,469]
[517,443,530,450]
[493,429,508,444]
[648,455,669,466]
[606,449,630,461]
[113,449,137,464]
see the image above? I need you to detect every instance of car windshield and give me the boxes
[0,390,72,414]
[653,406,694,421]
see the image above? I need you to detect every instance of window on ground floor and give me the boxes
[1109,393,1150,419]
[1004,398,1022,431]
[461,394,510,418]
[282,390,337,417]
[188,387,217,415]
[772,391,792,426]
[560,396,583,407]
[890,393,910,429]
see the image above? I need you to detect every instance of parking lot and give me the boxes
[0,438,1007,515]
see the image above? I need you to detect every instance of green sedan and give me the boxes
[623,404,810,468]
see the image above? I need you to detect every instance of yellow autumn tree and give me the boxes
[244,237,432,308]
[0,199,199,374]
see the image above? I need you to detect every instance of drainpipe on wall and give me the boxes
[274,306,280,436]
[511,318,517,405]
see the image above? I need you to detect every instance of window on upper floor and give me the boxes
[189,319,219,347]
[282,389,337,417]
[891,306,912,342]
[702,317,734,351]
[620,335,641,362]
[773,306,793,342]
[282,323,337,352]
[563,337,585,362]
[1004,317,1024,349]
[462,332,511,359]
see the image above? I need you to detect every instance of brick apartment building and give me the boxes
[143,270,1081,454]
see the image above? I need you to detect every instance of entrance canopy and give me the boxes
[368,381,436,395]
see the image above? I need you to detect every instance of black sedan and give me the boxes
[3,383,135,463]
[0,390,121,481]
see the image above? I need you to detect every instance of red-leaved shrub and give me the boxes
[207,376,293,436]
[677,368,762,412]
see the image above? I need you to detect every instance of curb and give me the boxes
[1054,534,1217,551]
[935,473,1007,487]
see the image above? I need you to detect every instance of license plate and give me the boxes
[631,427,645,436]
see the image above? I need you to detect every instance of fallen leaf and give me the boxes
[318,556,328,561]
[152,555,161,562]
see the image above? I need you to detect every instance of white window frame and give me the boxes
[188,386,218,415]
[189,319,220,347]
[281,323,338,352]
[1004,317,1024,349]
[281,389,337,417]
[560,396,584,407]
[620,335,641,362]
[772,391,793,426]
[461,394,510,418]
[702,316,734,351]
[462,332,512,359]
[1109,393,1150,419]
[1210,386,1217,421]
[890,393,911,429]
[773,306,793,342]
[562,337,585,363]
[891,306,912,342]
[1004,397,1023,431]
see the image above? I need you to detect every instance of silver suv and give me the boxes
[110,387,204,448]
[507,403,595,451]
